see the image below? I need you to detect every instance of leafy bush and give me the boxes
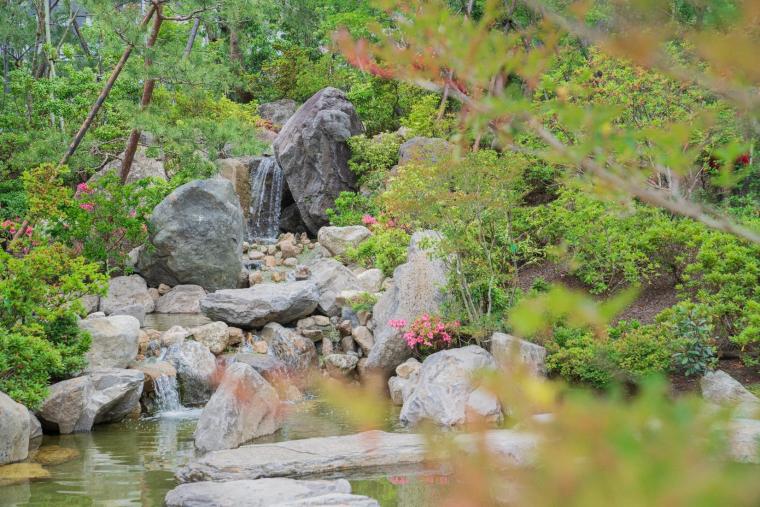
[0,329,64,409]
[326,191,379,226]
[399,93,453,138]
[660,303,718,376]
[545,327,615,389]
[608,321,672,382]
[347,133,401,191]
[346,226,410,276]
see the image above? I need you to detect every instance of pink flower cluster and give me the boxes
[1,220,32,237]
[79,202,95,212]
[362,214,378,226]
[76,182,94,195]
[388,314,460,354]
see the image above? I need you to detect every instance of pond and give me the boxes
[1,400,442,506]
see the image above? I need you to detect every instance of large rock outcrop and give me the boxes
[366,231,448,375]
[273,87,364,234]
[35,369,144,434]
[194,362,282,452]
[137,179,245,291]
[0,391,30,465]
[400,346,502,427]
[216,157,253,223]
[79,315,141,371]
[200,281,319,328]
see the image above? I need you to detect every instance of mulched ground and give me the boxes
[670,358,760,395]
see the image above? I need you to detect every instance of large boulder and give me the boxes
[397,137,453,166]
[165,341,218,405]
[35,369,144,434]
[308,258,363,316]
[200,281,319,328]
[400,346,502,427]
[366,231,448,376]
[165,478,375,507]
[273,87,364,234]
[260,323,319,386]
[317,226,372,257]
[0,391,30,465]
[701,370,760,417]
[490,332,547,377]
[136,179,245,291]
[79,315,141,370]
[194,363,282,452]
[258,99,299,126]
[155,285,207,314]
[99,274,155,315]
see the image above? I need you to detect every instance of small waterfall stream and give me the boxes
[154,374,182,413]
[248,156,284,243]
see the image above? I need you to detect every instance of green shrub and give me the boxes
[400,93,453,138]
[0,329,63,409]
[545,327,614,389]
[608,321,672,381]
[347,133,401,191]
[326,191,379,226]
[659,303,718,376]
[350,292,378,313]
[346,227,410,276]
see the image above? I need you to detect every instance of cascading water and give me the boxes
[248,156,284,243]
[153,374,182,413]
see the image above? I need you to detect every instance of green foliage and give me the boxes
[350,292,378,313]
[608,321,672,382]
[346,226,410,276]
[545,327,614,389]
[0,329,63,409]
[399,93,453,138]
[326,191,379,226]
[347,133,401,191]
[661,303,719,376]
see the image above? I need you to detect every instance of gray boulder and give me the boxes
[258,99,299,126]
[165,341,218,405]
[273,87,364,234]
[232,353,289,386]
[110,303,146,327]
[194,362,282,452]
[400,346,502,427]
[357,269,385,292]
[308,258,363,316]
[261,323,318,386]
[366,231,448,376]
[156,285,207,314]
[701,370,760,417]
[137,179,245,291]
[189,321,230,355]
[490,332,547,377]
[91,147,167,184]
[317,226,372,257]
[324,354,359,380]
[165,478,370,507]
[79,315,141,370]
[398,137,453,166]
[35,369,144,434]
[99,274,155,315]
[28,410,43,442]
[0,391,30,465]
[200,281,319,328]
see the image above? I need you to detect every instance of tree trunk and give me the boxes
[72,17,91,57]
[120,7,163,183]
[2,43,9,95]
[183,17,200,60]
[59,6,156,168]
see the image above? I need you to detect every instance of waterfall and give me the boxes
[154,374,182,413]
[248,156,284,243]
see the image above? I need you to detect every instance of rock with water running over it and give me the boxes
[165,341,218,406]
[155,285,207,314]
[317,226,372,257]
[307,258,364,317]
[137,178,245,291]
[200,281,319,328]
[400,346,502,427]
[0,392,30,465]
[35,369,144,434]
[194,362,283,452]
[366,231,448,376]
[260,323,319,386]
[79,315,141,371]
[274,87,364,234]
[165,478,379,507]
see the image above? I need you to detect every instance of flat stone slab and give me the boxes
[176,430,538,483]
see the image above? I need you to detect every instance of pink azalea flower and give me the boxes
[79,202,95,212]
[361,214,378,226]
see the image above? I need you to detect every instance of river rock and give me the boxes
[194,363,282,452]
[366,231,448,376]
[165,341,217,405]
[176,430,537,482]
[308,258,363,316]
[99,274,155,315]
[273,87,364,234]
[189,321,230,355]
[165,478,376,507]
[400,346,502,427]
[0,392,30,465]
[79,315,141,370]
[357,269,385,292]
[258,98,298,126]
[156,285,207,314]
[260,324,319,386]
[200,281,319,328]
[36,369,144,434]
[490,332,547,377]
[398,137,453,166]
[701,370,760,417]
[317,226,372,257]
[137,178,245,291]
